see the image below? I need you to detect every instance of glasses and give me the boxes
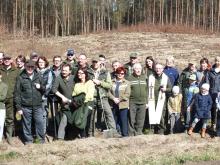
[67,54,74,56]
[117,73,125,75]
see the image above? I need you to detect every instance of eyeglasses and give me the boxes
[67,54,74,56]
[117,73,125,75]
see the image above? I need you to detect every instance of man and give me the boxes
[14,60,45,144]
[0,54,19,144]
[16,55,26,71]
[127,63,147,136]
[51,63,75,140]
[147,63,172,134]
[64,48,77,70]
[111,60,122,79]
[30,51,39,62]
[124,52,139,78]
[90,57,117,136]
[163,56,179,87]
[51,55,62,77]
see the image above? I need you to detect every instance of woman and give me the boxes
[197,57,211,87]
[36,56,53,135]
[109,67,130,137]
[72,68,95,137]
[16,55,26,71]
[144,56,155,78]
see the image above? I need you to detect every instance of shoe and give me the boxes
[201,128,206,138]
[188,127,194,135]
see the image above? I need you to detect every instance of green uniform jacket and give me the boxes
[14,70,46,110]
[0,81,8,109]
[109,78,131,109]
[127,74,147,104]
[0,66,19,99]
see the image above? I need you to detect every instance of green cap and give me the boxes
[129,52,138,58]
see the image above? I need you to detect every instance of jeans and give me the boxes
[184,110,191,129]
[113,106,128,137]
[0,109,6,142]
[191,118,208,129]
[42,98,48,135]
[58,113,67,139]
[22,107,45,144]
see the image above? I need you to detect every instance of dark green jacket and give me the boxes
[127,74,147,104]
[0,81,8,109]
[51,74,75,110]
[0,66,19,99]
[14,70,45,110]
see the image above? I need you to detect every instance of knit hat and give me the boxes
[201,83,210,91]
[67,48,74,55]
[172,86,180,95]
[188,74,197,81]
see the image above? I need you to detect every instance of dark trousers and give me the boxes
[113,105,128,137]
[128,102,146,136]
[5,98,15,139]
[22,107,45,144]
[216,111,220,136]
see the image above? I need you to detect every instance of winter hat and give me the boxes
[67,48,74,55]
[172,86,180,95]
[188,74,197,81]
[201,83,210,91]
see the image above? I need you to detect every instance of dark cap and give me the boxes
[92,56,100,62]
[3,54,12,60]
[129,52,138,58]
[67,48,74,55]
[30,52,39,58]
[25,60,36,67]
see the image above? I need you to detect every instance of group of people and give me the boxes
[0,49,220,145]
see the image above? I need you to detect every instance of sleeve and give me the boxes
[46,71,53,92]
[120,81,131,102]
[167,97,173,114]
[51,76,60,94]
[208,95,213,111]
[14,77,22,110]
[0,83,8,102]
[85,80,95,102]
[100,72,112,89]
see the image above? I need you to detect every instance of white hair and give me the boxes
[132,63,142,70]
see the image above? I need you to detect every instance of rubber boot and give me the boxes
[6,127,13,145]
[201,128,206,138]
[188,127,194,135]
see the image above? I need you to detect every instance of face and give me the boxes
[16,59,25,69]
[67,54,74,61]
[116,71,125,80]
[155,64,164,76]
[78,55,87,66]
[61,66,71,78]
[112,62,120,71]
[200,62,208,71]
[130,57,138,65]
[25,66,35,75]
[201,88,208,94]
[77,69,85,81]
[31,56,39,62]
[215,58,220,67]
[92,61,100,69]
[3,58,13,67]
[189,64,197,72]
[166,59,174,67]
[53,57,62,67]
[133,65,142,76]
[146,59,153,68]
[38,58,46,69]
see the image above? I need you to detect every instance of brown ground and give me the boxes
[1,32,220,164]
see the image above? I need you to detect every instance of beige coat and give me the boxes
[109,78,131,110]
[167,93,183,114]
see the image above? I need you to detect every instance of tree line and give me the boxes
[0,0,220,37]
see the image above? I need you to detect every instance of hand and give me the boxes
[62,96,70,104]
[17,110,23,115]
[93,79,101,85]
[113,98,120,104]
[160,86,166,92]
[187,107,191,112]
[35,83,40,89]
[146,104,148,109]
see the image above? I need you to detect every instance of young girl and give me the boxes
[167,86,182,134]
[188,83,213,138]
[0,72,8,142]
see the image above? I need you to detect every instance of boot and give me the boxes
[201,128,206,138]
[188,127,194,135]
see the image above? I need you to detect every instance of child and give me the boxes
[167,86,182,134]
[188,83,213,138]
[184,74,199,131]
[0,72,8,142]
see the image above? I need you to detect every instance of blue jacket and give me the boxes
[194,93,213,119]
[163,66,179,86]
[205,68,220,95]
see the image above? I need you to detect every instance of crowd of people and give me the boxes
[0,49,220,145]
